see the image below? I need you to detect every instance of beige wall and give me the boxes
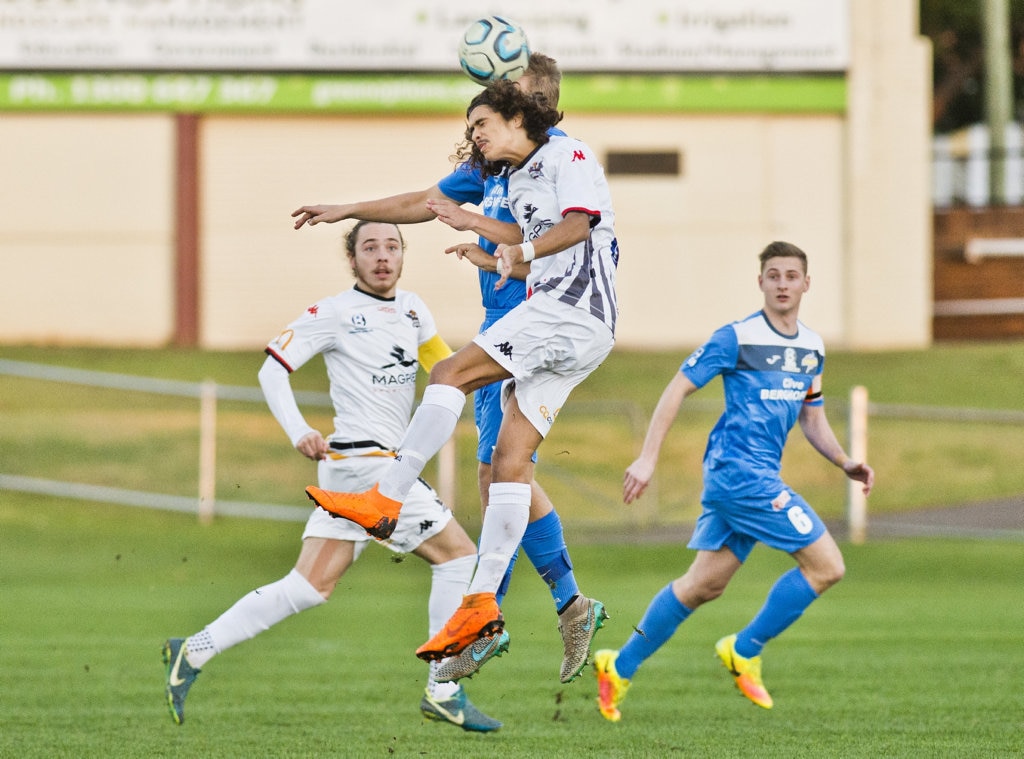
[1,0,930,352]
[1,114,176,345]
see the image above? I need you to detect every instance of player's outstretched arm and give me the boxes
[292,186,447,229]
[427,197,523,244]
[624,372,699,504]
[445,242,531,281]
[492,212,592,288]
[798,402,875,495]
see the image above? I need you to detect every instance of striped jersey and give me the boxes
[507,136,619,333]
[264,286,438,451]
[681,310,826,501]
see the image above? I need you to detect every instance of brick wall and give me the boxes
[933,208,1024,340]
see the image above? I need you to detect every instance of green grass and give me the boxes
[2,342,1023,533]
[2,495,1022,757]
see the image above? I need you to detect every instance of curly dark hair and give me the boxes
[452,79,563,177]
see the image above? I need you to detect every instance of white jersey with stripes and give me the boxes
[507,136,619,334]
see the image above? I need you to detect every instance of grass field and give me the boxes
[2,495,1022,758]
[1,343,1023,756]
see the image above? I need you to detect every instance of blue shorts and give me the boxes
[474,380,502,465]
[687,489,826,562]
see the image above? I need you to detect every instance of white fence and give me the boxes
[3,358,1023,541]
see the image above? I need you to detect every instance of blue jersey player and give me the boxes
[291,54,606,686]
[595,241,874,721]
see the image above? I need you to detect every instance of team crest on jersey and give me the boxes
[348,313,371,335]
[767,347,819,374]
[527,160,544,179]
[404,309,421,328]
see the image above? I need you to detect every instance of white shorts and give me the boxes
[301,454,452,555]
[473,292,614,438]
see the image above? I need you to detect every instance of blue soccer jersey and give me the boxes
[437,159,528,319]
[681,310,825,502]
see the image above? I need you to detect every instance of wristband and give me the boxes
[520,241,536,262]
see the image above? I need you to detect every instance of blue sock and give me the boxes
[520,510,580,611]
[495,548,519,606]
[616,584,692,679]
[734,567,819,658]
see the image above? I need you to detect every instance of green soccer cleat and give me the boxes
[162,638,201,725]
[558,595,609,683]
[434,629,511,682]
[420,686,502,732]
[594,649,631,722]
[715,634,774,709]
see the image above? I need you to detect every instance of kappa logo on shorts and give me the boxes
[418,519,436,535]
[493,341,514,359]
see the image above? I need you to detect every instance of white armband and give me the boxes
[520,241,536,262]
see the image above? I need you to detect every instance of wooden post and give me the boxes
[847,385,869,544]
[198,380,217,524]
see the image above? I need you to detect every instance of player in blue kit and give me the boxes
[291,54,607,685]
[595,241,874,721]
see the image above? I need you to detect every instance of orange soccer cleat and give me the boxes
[305,484,401,540]
[416,592,505,661]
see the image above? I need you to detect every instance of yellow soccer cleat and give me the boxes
[715,634,774,709]
[593,649,631,722]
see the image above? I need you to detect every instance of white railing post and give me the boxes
[198,379,217,524]
[847,385,869,544]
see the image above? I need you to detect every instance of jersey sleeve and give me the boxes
[437,162,486,205]
[803,360,826,407]
[554,139,604,225]
[680,324,739,389]
[264,298,339,373]
[408,293,450,372]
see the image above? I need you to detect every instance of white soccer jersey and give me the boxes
[508,137,619,333]
[265,286,437,450]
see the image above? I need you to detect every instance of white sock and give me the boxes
[468,482,531,595]
[187,569,325,668]
[425,554,474,698]
[380,385,465,502]
[427,665,462,700]
[427,554,475,636]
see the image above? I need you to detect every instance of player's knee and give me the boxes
[809,556,846,593]
[675,575,727,607]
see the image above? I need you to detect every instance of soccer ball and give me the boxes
[458,15,531,85]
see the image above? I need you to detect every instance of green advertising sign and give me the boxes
[0,73,845,114]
